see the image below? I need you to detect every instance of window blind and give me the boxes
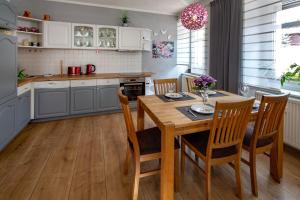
[176,20,209,75]
[242,0,282,88]
[177,21,190,66]
[283,0,300,9]
[191,26,209,74]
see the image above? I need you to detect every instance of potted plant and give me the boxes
[280,63,300,92]
[17,68,26,80]
[121,11,129,27]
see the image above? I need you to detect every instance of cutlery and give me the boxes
[188,109,198,118]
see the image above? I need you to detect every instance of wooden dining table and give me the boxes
[136,91,283,200]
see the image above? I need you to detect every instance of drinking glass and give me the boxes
[169,85,176,93]
[240,83,250,97]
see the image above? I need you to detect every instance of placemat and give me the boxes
[157,93,195,102]
[192,91,228,98]
[177,105,260,121]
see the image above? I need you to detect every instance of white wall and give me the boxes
[18,49,142,75]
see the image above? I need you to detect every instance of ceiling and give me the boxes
[46,0,207,15]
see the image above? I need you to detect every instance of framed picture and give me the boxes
[152,41,174,58]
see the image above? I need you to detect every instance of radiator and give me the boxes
[256,91,300,150]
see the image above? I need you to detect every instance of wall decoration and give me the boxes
[161,29,167,35]
[152,41,174,59]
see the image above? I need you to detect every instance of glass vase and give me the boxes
[200,88,209,105]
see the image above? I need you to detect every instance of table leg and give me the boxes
[137,98,144,131]
[270,120,284,182]
[160,122,175,200]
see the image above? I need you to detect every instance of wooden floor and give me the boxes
[0,113,300,200]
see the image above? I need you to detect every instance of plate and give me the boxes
[191,104,215,115]
[165,93,183,99]
[207,90,217,95]
[253,100,260,109]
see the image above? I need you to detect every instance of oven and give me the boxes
[120,78,145,101]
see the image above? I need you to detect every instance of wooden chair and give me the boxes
[186,76,196,92]
[242,94,289,196]
[181,98,255,200]
[153,78,178,95]
[118,88,180,200]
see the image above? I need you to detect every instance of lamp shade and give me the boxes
[180,3,208,30]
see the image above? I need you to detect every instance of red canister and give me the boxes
[68,66,81,75]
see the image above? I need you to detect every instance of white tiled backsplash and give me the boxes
[18,49,142,75]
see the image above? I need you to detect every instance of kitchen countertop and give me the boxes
[17,72,153,87]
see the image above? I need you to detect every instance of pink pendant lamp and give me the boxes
[180,2,208,30]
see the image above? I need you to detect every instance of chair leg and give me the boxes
[181,141,186,178]
[250,152,258,196]
[124,144,130,175]
[205,164,212,200]
[174,150,180,192]
[132,157,140,200]
[234,158,242,199]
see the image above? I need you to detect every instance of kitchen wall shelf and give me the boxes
[17,16,44,48]
[17,16,43,22]
[17,31,43,35]
[18,45,43,49]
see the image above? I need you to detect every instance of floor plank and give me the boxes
[29,119,82,200]
[68,116,106,200]
[0,113,299,200]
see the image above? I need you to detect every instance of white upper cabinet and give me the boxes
[141,29,152,51]
[34,20,152,51]
[72,23,96,49]
[96,25,118,50]
[119,27,142,50]
[43,21,71,48]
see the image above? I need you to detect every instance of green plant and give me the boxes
[280,63,300,86]
[17,68,26,80]
[121,11,129,24]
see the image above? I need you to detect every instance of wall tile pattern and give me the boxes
[18,49,142,75]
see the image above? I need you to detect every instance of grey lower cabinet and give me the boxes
[96,85,120,111]
[34,85,120,119]
[35,88,70,119]
[70,86,96,115]
[15,91,31,133]
[0,98,16,150]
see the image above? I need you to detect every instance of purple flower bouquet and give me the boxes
[193,75,217,91]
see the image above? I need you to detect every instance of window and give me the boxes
[242,0,300,91]
[276,3,300,80]
[177,21,190,66]
[177,20,209,75]
[242,0,282,88]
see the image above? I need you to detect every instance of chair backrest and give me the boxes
[186,77,196,92]
[251,94,289,148]
[207,98,255,156]
[153,78,178,95]
[118,88,140,154]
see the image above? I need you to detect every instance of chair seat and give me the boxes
[182,131,237,159]
[243,123,273,148]
[134,127,180,155]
